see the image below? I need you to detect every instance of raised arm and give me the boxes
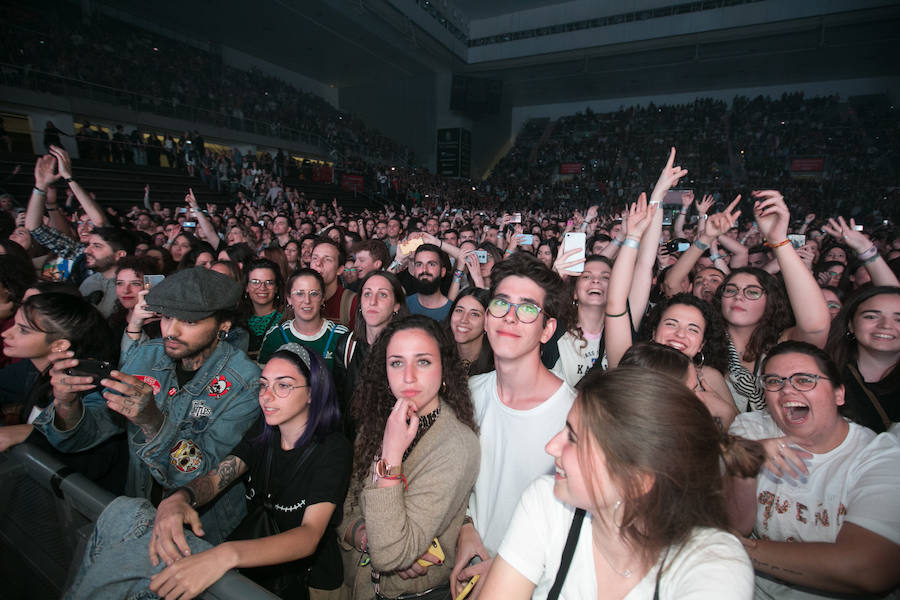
[752,191,830,347]
[673,190,693,239]
[823,216,899,287]
[50,145,107,227]
[716,230,749,269]
[26,155,59,231]
[605,194,655,369]
[186,188,220,249]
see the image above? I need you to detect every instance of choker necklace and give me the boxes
[403,406,441,461]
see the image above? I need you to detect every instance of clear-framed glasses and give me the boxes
[257,380,308,398]
[758,372,830,392]
[290,289,322,299]
[721,284,765,300]
[487,297,543,324]
[249,279,276,288]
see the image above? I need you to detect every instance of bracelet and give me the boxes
[612,238,624,247]
[699,214,709,220]
[764,239,790,249]
[33,186,47,196]
[379,473,408,490]
[857,245,878,261]
[453,270,464,279]
[64,177,74,184]
[388,260,402,271]
[46,205,58,211]
[349,518,366,548]
[606,308,629,318]
[709,253,724,262]
[167,486,198,508]
[504,248,513,255]
[693,239,710,251]
[649,200,661,207]
[622,237,640,249]
[126,329,142,334]
[679,208,688,215]
[863,253,880,265]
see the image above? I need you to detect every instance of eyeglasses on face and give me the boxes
[290,290,322,299]
[487,297,543,323]
[721,284,765,300]
[249,279,276,288]
[257,380,308,398]
[758,372,830,392]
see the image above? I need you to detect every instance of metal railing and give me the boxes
[1,443,279,600]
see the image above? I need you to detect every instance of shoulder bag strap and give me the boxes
[547,508,586,600]
[847,363,891,431]
[279,323,291,345]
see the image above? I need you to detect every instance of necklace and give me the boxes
[592,526,634,579]
[403,406,441,461]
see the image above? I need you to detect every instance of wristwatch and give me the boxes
[374,458,402,480]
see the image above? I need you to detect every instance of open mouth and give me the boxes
[664,340,686,352]
[554,463,567,479]
[783,401,810,424]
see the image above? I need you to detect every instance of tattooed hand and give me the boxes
[101,370,164,438]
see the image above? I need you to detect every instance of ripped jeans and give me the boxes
[65,496,215,600]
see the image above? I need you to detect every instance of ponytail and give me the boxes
[719,433,765,479]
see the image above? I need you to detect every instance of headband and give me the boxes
[275,343,312,372]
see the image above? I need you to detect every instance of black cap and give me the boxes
[145,268,241,321]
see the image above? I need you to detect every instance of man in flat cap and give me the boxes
[35,268,260,543]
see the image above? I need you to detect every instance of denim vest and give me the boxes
[35,338,261,543]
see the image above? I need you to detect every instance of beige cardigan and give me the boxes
[339,401,480,599]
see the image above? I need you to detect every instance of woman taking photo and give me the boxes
[108,256,162,340]
[728,341,900,598]
[445,287,493,376]
[481,367,762,599]
[340,315,480,600]
[825,286,899,432]
[0,293,125,491]
[334,271,408,431]
[239,258,285,361]
[65,343,353,600]
[258,269,347,368]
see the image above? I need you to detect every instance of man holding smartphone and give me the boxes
[34,268,261,544]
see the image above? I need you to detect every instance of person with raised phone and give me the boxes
[33,268,261,544]
[451,253,576,599]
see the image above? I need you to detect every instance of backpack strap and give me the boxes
[339,289,357,326]
[547,508,585,600]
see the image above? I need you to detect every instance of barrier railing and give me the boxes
[2,443,279,600]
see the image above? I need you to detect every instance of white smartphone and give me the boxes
[562,232,586,273]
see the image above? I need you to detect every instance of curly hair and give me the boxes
[349,314,477,487]
[717,267,793,363]
[640,293,729,374]
[567,255,613,350]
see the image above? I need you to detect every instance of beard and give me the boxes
[163,327,219,361]
[88,253,116,272]
[416,275,441,295]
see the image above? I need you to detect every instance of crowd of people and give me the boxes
[1,140,898,600]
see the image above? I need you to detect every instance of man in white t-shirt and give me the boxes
[450,254,576,599]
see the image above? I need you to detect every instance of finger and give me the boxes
[173,523,193,557]
[187,511,205,538]
[665,147,675,170]
[149,536,161,567]
[726,195,741,214]
[420,550,442,565]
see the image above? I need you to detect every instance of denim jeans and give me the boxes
[65,496,214,600]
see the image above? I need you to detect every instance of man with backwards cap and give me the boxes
[35,268,261,543]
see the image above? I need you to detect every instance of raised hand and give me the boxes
[696,194,715,216]
[650,147,688,202]
[48,146,73,180]
[751,190,789,243]
[34,154,60,189]
[381,398,419,464]
[704,195,742,239]
[681,190,694,209]
[625,193,656,240]
[822,216,871,254]
[101,370,164,437]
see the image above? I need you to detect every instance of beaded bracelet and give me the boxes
[380,473,408,490]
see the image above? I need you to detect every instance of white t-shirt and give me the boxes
[499,476,754,600]
[467,371,576,554]
[551,331,606,388]
[730,414,900,600]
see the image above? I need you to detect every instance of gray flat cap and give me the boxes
[145,267,242,321]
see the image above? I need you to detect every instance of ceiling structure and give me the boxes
[94,0,900,109]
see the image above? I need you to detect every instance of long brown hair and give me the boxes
[349,315,477,487]
[575,367,763,565]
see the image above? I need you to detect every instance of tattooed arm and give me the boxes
[149,455,248,566]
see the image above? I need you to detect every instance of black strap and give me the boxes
[547,508,586,600]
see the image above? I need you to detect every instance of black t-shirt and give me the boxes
[230,419,353,590]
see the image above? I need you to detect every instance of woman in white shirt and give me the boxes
[481,367,763,600]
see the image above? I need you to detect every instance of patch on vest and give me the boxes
[169,439,202,472]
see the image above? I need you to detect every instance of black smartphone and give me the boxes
[65,359,113,386]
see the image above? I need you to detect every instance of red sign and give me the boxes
[559,163,583,175]
[341,174,364,192]
[790,157,824,172]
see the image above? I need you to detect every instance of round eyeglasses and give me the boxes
[257,380,308,398]
[721,284,765,300]
[487,298,543,324]
[758,372,830,392]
